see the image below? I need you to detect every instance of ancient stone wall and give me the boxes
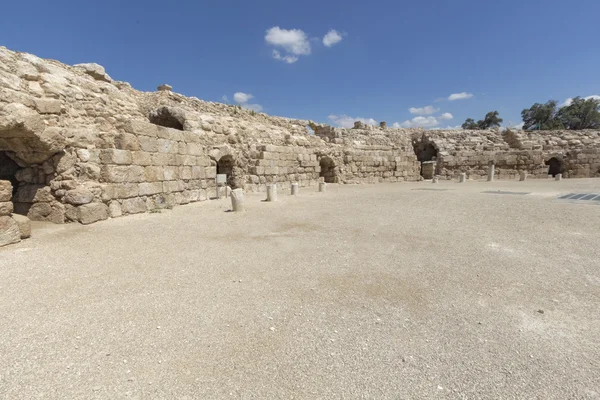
[1,45,599,236]
[0,180,31,247]
[414,129,600,180]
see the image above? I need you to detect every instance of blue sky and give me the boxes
[1,0,599,129]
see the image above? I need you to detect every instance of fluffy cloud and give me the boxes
[439,112,454,120]
[409,105,438,115]
[399,116,441,128]
[562,95,600,107]
[265,27,311,63]
[221,95,229,103]
[233,92,253,104]
[448,92,473,101]
[272,50,298,64]
[233,92,263,112]
[328,114,377,128]
[322,30,343,47]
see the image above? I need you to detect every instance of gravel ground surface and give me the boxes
[1,179,599,399]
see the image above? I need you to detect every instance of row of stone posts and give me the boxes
[436,163,562,183]
[230,181,327,212]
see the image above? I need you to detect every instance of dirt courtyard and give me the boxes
[1,179,599,399]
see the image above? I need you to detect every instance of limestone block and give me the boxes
[0,201,13,216]
[319,182,327,192]
[11,214,31,239]
[74,63,112,82]
[100,149,132,165]
[78,203,109,225]
[139,136,159,152]
[0,181,12,202]
[191,166,206,179]
[132,151,152,166]
[101,184,139,200]
[124,120,159,137]
[291,182,299,196]
[121,197,147,214]
[34,98,62,114]
[108,201,122,218]
[114,133,140,151]
[138,182,163,196]
[63,189,94,205]
[145,166,165,182]
[0,216,20,247]
[101,165,145,183]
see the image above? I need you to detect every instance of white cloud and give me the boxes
[221,95,229,103]
[232,92,263,112]
[448,92,473,101]
[265,27,311,63]
[409,105,438,115]
[328,114,377,128]
[272,50,298,64]
[399,116,441,128]
[562,95,600,107]
[233,92,253,104]
[323,30,343,47]
[439,112,454,120]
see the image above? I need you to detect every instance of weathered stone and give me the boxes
[34,98,62,114]
[63,189,94,205]
[78,203,109,225]
[74,63,112,82]
[157,84,172,92]
[0,201,14,216]
[230,188,245,212]
[0,216,20,247]
[121,197,147,214]
[11,214,31,239]
[0,180,12,202]
[108,201,122,218]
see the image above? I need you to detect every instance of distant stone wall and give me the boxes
[415,129,600,180]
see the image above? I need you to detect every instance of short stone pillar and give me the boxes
[555,173,562,181]
[266,184,278,202]
[379,121,387,129]
[230,188,245,212]
[459,173,466,183]
[432,177,439,184]
[519,171,527,181]
[488,164,495,182]
[291,182,299,196]
[318,182,327,192]
[157,84,172,92]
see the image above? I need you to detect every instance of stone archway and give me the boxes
[0,152,19,198]
[319,156,337,183]
[545,157,564,177]
[217,155,237,187]
[413,142,438,179]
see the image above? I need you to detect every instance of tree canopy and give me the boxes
[520,97,600,130]
[521,100,563,130]
[556,97,600,130]
[461,111,503,130]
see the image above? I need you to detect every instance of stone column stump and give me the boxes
[231,188,245,212]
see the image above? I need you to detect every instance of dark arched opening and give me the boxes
[413,142,438,179]
[545,157,564,177]
[149,107,184,130]
[0,151,19,197]
[319,156,336,183]
[217,155,238,188]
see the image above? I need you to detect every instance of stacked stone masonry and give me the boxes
[1,46,599,234]
[0,180,31,247]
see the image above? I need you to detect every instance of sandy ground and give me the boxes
[1,178,599,399]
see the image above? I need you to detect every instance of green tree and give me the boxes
[461,118,479,130]
[521,100,563,130]
[477,111,503,129]
[556,97,600,130]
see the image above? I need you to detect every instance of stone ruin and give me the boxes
[1,46,599,245]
